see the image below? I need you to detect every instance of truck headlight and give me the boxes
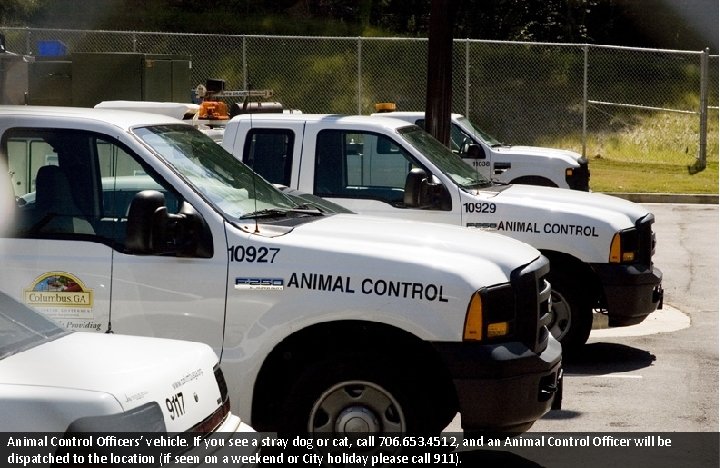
[609,228,638,263]
[463,286,515,341]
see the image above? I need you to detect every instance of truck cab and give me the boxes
[224,113,663,350]
[372,110,590,191]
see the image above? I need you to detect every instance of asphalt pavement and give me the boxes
[445,200,719,434]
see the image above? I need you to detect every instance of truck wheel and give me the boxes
[549,278,593,351]
[281,356,430,434]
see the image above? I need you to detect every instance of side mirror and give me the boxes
[174,201,214,258]
[126,190,213,258]
[464,143,486,160]
[403,168,426,207]
[125,190,164,254]
[403,169,452,211]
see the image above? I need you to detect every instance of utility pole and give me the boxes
[425,0,461,147]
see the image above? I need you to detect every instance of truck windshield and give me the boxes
[133,125,300,219]
[455,116,503,147]
[397,126,492,189]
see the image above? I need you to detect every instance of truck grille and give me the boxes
[636,213,655,265]
[511,255,552,353]
[567,157,590,191]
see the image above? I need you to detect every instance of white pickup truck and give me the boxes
[222,113,663,350]
[372,110,590,191]
[0,106,562,435]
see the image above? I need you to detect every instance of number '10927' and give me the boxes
[229,246,280,263]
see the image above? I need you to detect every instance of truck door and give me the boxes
[2,128,113,332]
[96,138,227,352]
[309,129,459,224]
[1,127,227,352]
[452,125,494,180]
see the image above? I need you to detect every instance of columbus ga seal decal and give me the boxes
[24,272,94,322]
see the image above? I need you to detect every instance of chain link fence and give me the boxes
[2,27,717,168]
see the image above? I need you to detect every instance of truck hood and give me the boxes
[480,183,651,227]
[0,333,223,430]
[493,145,583,166]
[288,213,542,281]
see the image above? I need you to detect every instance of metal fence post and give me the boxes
[24,27,30,55]
[357,37,362,115]
[242,35,247,90]
[465,38,470,117]
[582,44,589,159]
[698,47,709,170]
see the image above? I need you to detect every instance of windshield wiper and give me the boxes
[464,180,494,189]
[240,207,323,219]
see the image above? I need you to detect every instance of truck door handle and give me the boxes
[493,162,511,174]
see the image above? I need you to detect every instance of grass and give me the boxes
[588,159,718,194]
[539,111,719,194]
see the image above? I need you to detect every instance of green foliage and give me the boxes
[3,1,714,195]
[8,0,715,53]
[590,159,718,194]
[0,0,41,26]
[539,110,718,194]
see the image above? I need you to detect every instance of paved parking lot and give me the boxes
[447,203,719,432]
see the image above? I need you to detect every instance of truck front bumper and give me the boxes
[432,337,562,433]
[592,263,664,326]
[566,158,590,191]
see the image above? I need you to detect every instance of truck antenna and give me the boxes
[249,111,260,234]
[105,242,115,333]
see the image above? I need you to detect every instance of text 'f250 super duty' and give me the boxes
[221,113,664,350]
[0,106,561,435]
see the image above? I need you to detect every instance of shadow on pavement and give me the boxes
[562,342,656,374]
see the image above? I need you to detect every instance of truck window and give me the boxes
[97,141,180,220]
[4,128,179,247]
[314,129,412,204]
[242,129,294,186]
[7,129,100,238]
[415,118,467,154]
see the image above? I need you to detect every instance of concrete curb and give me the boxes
[604,192,719,204]
[590,305,690,338]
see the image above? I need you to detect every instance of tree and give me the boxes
[425,0,461,146]
[0,0,41,26]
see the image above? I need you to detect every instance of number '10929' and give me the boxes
[463,202,496,214]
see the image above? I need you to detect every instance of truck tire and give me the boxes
[280,355,432,434]
[549,274,593,351]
